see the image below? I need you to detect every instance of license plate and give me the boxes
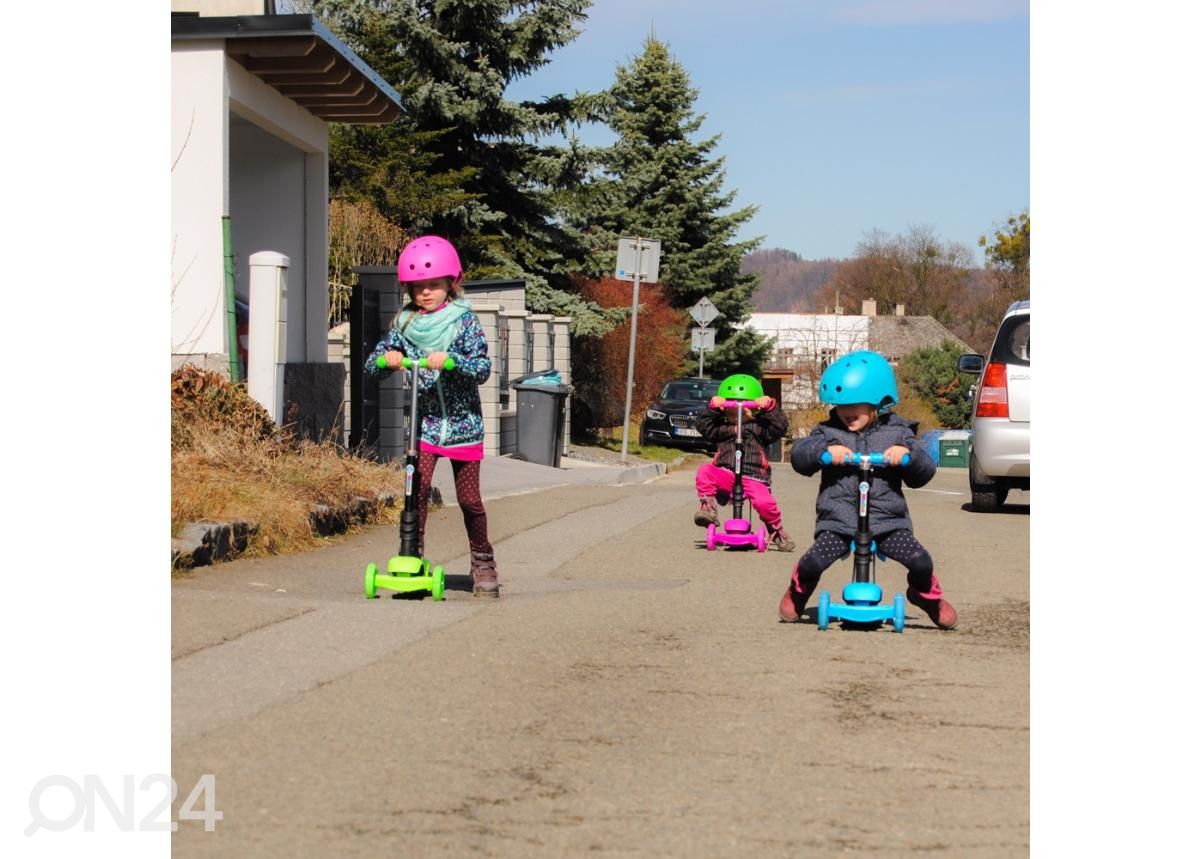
[674,427,701,437]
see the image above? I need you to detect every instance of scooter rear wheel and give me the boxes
[756,528,767,552]
[432,566,446,601]
[706,524,716,551]
[363,563,378,599]
[817,592,830,630]
[892,593,905,633]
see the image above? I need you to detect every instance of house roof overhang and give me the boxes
[172,13,402,124]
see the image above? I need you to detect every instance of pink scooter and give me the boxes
[705,399,768,552]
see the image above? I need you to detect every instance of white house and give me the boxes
[171,1,403,434]
[743,300,970,411]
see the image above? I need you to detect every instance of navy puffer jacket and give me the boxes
[790,410,935,538]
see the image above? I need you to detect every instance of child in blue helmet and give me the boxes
[779,351,958,629]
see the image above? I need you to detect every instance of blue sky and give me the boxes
[507,0,1030,264]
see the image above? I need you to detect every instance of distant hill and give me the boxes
[742,248,1002,353]
[741,248,843,312]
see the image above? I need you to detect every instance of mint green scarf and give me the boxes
[395,298,471,353]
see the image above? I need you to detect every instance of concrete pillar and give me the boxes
[472,304,502,457]
[554,316,573,447]
[247,251,289,423]
[527,314,554,372]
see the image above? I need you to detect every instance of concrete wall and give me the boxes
[228,119,305,361]
[171,42,229,363]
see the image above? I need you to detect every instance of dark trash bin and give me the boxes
[511,370,571,467]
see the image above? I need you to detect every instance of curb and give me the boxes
[615,462,668,484]
[171,489,408,570]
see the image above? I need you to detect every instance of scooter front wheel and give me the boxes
[756,528,767,552]
[363,563,378,599]
[706,524,716,551]
[432,566,446,601]
[892,593,905,633]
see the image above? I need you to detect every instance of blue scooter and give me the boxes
[815,450,910,632]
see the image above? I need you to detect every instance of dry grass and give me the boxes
[171,365,405,557]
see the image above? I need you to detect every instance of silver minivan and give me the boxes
[957,300,1030,511]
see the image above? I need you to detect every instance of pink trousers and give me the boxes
[695,463,783,530]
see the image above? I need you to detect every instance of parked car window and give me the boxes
[663,380,721,401]
[992,318,1030,367]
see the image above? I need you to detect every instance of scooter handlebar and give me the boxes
[819,451,910,467]
[376,354,456,371]
[709,398,759,410]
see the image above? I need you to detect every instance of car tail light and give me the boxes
[976,362,1009,418]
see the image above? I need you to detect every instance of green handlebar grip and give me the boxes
[376,354,456,370]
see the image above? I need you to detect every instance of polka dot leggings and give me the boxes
[792,529,934,594]
[416,452,493,557]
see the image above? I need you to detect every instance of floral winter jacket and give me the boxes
[695,403,790,486]
[364,311,491,450]
[789,410,936,539]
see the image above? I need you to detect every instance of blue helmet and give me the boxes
[819,350,899,411]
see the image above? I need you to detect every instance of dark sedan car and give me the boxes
[639,377,723,449]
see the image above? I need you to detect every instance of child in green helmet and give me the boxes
[694,373,795,552]
[780,351,958,629]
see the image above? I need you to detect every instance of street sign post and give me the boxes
[616,237,661,464]
[689,297,720,379]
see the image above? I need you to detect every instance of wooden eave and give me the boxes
[172,14,402,125]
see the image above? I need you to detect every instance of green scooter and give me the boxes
[363,355,454,601]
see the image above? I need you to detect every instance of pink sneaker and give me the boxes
[905,586,958,629]
[779,573,818,622]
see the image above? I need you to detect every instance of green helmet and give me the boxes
[717,373,763,401]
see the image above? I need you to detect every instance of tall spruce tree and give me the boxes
[309,0,621,335]
[568,36,770,376]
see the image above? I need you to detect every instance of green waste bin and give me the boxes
[937,430,972,468]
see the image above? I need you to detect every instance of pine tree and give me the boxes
[309,0,621,335]
[568,36,771,376]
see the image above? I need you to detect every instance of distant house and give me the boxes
[744,299,970,411]
[171,1,402,433]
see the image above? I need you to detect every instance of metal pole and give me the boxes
[620,240,644,464]
[698,335,705,380]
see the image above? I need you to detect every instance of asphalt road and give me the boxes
[172,463,1029,857]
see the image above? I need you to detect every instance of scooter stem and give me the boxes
[853,458,874,583]
[731,402,745,519]
[398,359,423,559]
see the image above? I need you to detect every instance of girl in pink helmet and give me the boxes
[366,235,500,597]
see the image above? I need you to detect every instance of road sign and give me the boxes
[615,237,661,283]
[690,296,719,327]
[616,236,662,464]
[691,327,715,352]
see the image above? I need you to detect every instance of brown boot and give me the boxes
[906,575,957,629]
[471,551,499,598]
[694,496,719,527]
[767,525,795,552]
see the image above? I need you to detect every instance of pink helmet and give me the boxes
[397,235,462,283]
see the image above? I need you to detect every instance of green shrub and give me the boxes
[898,341,975,429]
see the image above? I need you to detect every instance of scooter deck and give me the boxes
[817,591,906,632]
[364,556,446,600]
